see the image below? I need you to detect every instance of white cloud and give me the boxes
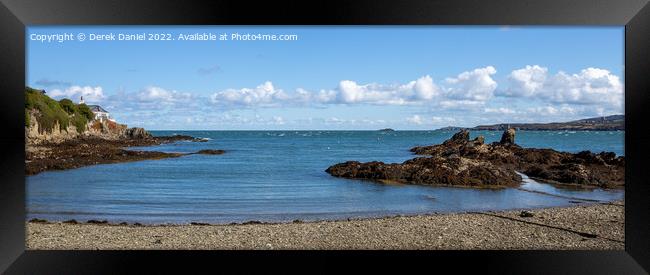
[325,117,349,124]
[406,115,423,125]
[203,66,621,112]
[333,78,438,105]
[210,81,290,107]
[501,65,548,97]
[323,117,388,125]
[101,65,623,130]
[484,107,516,114]
[502,66,623,109]
[271,116,285,125]
[431,116,456,124]
[444,66,497,102]
[292,88,337,105]
[49,86,105,103]
[207,74,446,108]
[414,75,438,100]
[544,68,623,107]
[336,80,395,104]
[525,106,577,116]
[438,99,485,110]
[406,114,455,125]
[137,86,192,103]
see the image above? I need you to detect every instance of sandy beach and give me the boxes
[26,201,624,250]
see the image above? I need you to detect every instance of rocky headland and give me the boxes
[326,129,624,188]
[25,87,221,175]
[455,115,624,131]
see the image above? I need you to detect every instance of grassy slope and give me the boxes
[25,87,94,134]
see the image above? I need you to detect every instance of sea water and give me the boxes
[26,130,624,224]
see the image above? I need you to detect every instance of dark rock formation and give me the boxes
[326,157,521,187]
[328,129,624,188]
[446,129,470,144]
[157,134,208,143]
[124,127,152,139]
[25,134,220,175]
[193,149,226,155]
[520,211,534,218]
[500,128,516,145]
[242,220,264,225]
[472,136,485,146]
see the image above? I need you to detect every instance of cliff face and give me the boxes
[25,111,81,145]
[25,110,128,145]
[24,86,133,145]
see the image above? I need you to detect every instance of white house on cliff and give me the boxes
[80,96,115,122]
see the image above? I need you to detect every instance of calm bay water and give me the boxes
[27,130,624,224]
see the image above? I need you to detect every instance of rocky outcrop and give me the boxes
[325,157,522,187]
[499,128,516,145]
[327,129,624,188]
[445,129,469,144]
[25,100,223,175]
[157,134,209,143]
[86,120,128,140]
[26,111,129,145]
[25,112,85,145]
[25,137,186,175]
[124,127,152,139]
[519,150,624,186]
[193,149,226,155]
[25,135,224,175]
[26,111,204,146]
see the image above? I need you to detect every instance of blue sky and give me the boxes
[27,26,624,130]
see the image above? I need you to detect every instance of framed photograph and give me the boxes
[1,0,649,273]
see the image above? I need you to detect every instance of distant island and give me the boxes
[378,128,395,132]
[436,126,467,131]
[438,115,624,131]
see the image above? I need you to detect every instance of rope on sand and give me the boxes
[468,211,624,244]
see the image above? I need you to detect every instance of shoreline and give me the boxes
[27,201,624,250]
[26,199,620,227]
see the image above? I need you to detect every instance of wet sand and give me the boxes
[27,201,624,250]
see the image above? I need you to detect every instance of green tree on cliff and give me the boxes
[25,87,91,133]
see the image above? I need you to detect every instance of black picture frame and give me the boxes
[1,0,649,273]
